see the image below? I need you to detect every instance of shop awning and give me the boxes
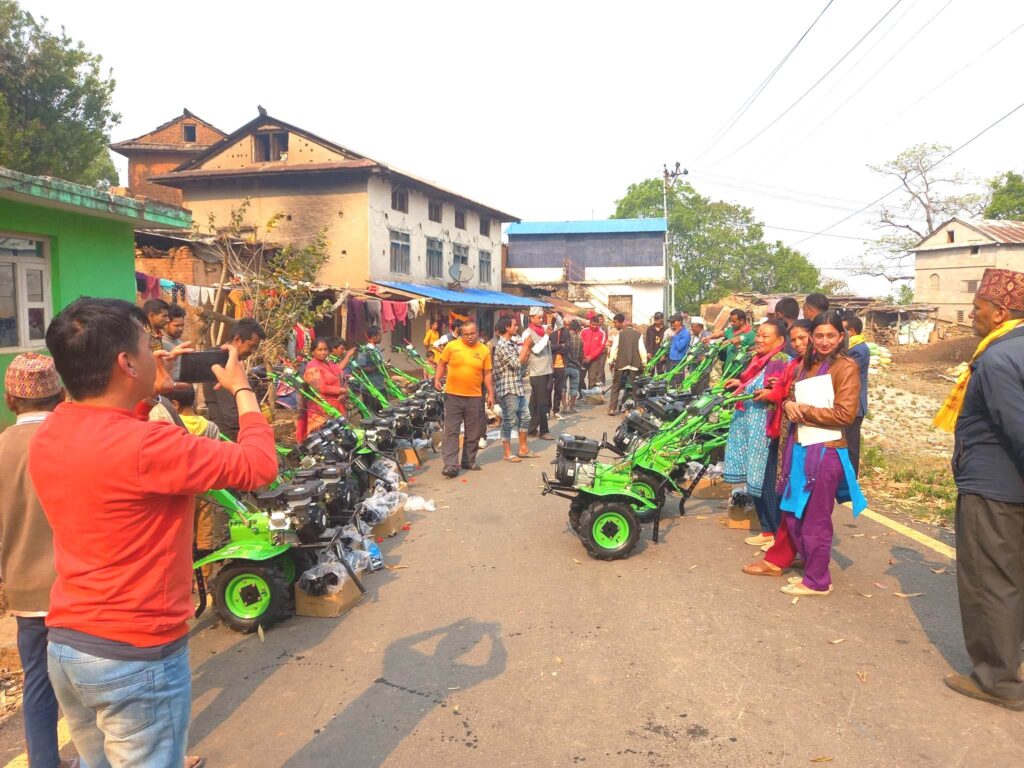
[371,280,550,308]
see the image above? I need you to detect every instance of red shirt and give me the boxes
[580,327,608,361]
[29,402,277,647]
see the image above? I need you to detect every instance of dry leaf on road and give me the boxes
[810,759,834,764]
[573,558,582,565]
[930,567,946,574]
[894,592,924,598]
[872,582,888,589]
[856,670,868,683]
[791,596,800,605]
[829,639,845,645]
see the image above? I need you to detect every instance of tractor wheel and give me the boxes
[629,474,666,524]
[568,497,587,532]
[274,549,318,585]
[578,501,640,561]
[213,563,291,634]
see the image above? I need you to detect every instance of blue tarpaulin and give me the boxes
[372,280,550,308]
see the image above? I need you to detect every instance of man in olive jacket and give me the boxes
[607,314,646,415]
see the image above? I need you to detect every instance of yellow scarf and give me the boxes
[933,319,1024,432]
[848,333,866,348]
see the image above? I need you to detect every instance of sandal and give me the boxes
[185,758,207,768]
[742,561,783,577]
[780,582,832,597]
[518,451,539,458]
[503,455,522,463]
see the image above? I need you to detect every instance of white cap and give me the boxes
[529,306,545,316]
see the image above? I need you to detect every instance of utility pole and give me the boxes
[662,162,687,315]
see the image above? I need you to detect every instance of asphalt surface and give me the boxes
[3,405,1022,767]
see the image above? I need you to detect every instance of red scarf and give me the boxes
[738,343,784,386]
[529,322,547,338]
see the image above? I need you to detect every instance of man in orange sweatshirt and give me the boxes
[29,298,278,768]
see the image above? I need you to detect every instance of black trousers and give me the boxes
[441,394,484,470]
[551,368,567,414]
[17,617,60,768]
[529,374,551,435]
[845,415,864,476]
[955,492,1024,700]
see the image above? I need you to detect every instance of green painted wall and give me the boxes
[0,198,137,427]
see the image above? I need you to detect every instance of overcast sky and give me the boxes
[23,0,1024,296]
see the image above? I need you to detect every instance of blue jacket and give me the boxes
[668,327,691,361]
[953,325,1024,503]
[847,342,870,417]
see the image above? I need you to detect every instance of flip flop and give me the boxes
[742,561,783,577]
[518,451,539,458]
[504,455,522,463]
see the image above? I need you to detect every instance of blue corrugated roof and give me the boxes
[506,218,667,236]
[373,280,550,308]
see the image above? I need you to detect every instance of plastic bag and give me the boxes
[343,547,372,575]
[404,495,436,513]
[370,458,401,488]
[359,489,401,525]
[298,560,348,596]
[340,524,364,547]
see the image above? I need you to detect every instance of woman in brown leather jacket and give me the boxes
[742,312,866,597]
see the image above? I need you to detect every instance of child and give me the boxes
[165,387,221,439]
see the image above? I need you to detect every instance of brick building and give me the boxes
[112,110,226,206]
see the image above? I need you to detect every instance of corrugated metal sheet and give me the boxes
[507,218,668,236]
[372,280,550,308]
[971,219,1024,244]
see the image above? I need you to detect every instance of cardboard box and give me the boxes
[691,477,733,500]
[723,504,760,530]
[294,573,363,618]
[372,506,406,538]
[398,446,424,467]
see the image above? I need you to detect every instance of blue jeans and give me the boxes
[47,641,191,768]
[565,367,581,400]
[499,392,530,441]
[17,618,60,768]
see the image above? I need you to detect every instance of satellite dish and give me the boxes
[448,263,475,284]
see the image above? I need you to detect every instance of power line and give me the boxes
[691,169,869,205]
[762,224,870,241]
[783,0,954,154]
[708,0,907,166]
[691,0,838,164]
[792,97,1024,246]
[886,20,1024,125]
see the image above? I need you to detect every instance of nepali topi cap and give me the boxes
[4,352,61,399]
[977,267,1024,311]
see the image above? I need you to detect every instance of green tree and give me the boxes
[0,0,120,185]
[613,178,822,312]
[984,171,1024,220]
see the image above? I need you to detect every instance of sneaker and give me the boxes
[744,533,774,547]
[478,437,487,449]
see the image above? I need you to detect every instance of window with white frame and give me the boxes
[0,235,51,351]
[426,238,444,278]
[453,243,469,266]
[478,250,492,283]
[389,230,411,274]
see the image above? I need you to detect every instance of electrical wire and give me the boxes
[691,169,869,205]
[691,0,838,164]
[761,224,870,241]
[791,96,1024,246]
[783,0,954,154]
[707,0,907,166]
[886,20,1024,125]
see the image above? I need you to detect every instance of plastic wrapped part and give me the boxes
[298,560,349,596]
[370,458,402,488]
[706,462,725,479]
[343,547,372,575]
[730,488,753,509]
[359,488,402,525]
[404,495,436,513]
[340,524,364,547]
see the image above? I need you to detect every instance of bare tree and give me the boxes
[851,143,987,285]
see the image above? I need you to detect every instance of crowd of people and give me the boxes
[0,274,1022,768]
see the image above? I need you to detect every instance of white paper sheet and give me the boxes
[794,375,843,446]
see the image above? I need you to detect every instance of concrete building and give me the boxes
[913,217,1024,324]
[504,219,668,322]
[0,167,191,425]
[111,109,227,206]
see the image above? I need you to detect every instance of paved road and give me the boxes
[3,406,1022,767]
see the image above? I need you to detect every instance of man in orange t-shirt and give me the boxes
[434,321,494,478]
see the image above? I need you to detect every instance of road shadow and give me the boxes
[281,618,506,768]
[187,550,406,748]
[884,544,968,671]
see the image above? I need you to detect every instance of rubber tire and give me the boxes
[630,473,666,524]
[213,563,291,634]
[568,498,587,532]
[578,501,640,561]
